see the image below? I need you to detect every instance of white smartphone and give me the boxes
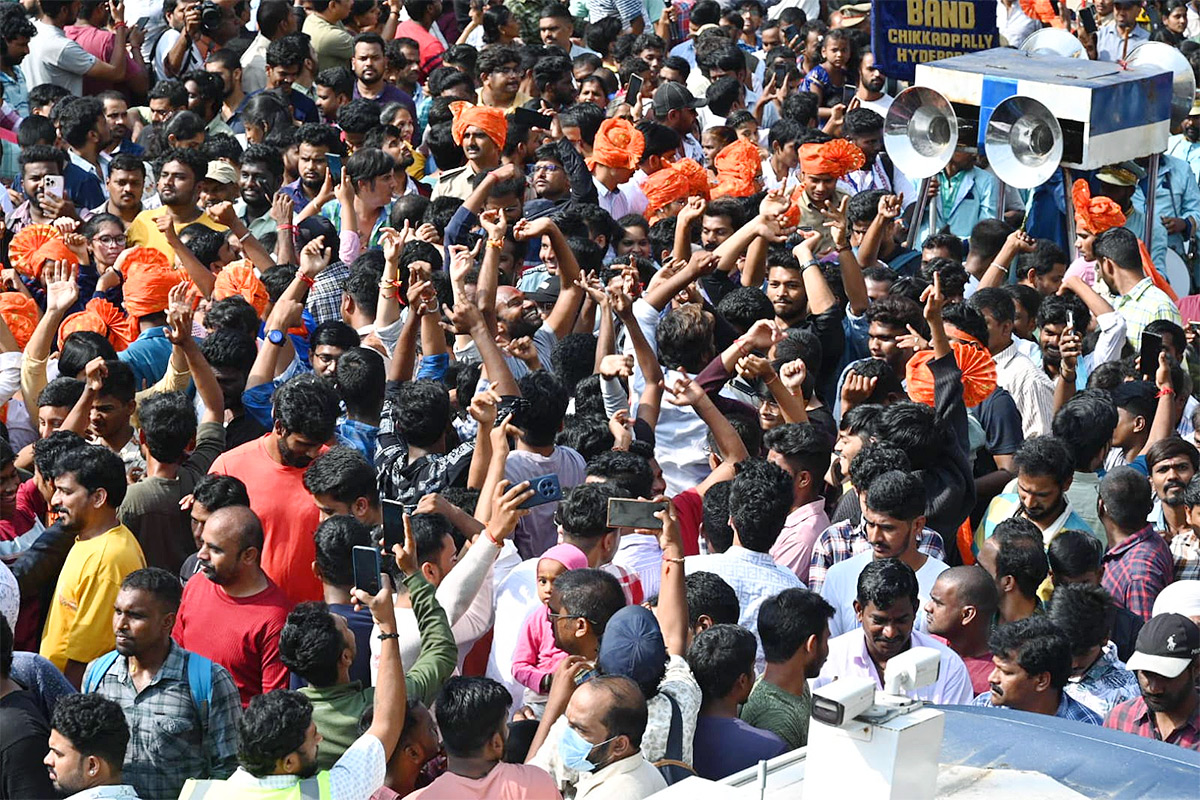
[42,175,64,201]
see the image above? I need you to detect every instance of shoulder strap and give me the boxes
[298,775,323,800]
[82,650,121,694]
[186,650,214,710]
[663,692,684,762]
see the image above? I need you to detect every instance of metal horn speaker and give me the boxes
[984,95,1063,189]
[1019,28,1087,59]
[1126,41,1196,131]
[884,86,959,180]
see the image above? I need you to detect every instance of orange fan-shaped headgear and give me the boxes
[906,342,997,408]
[8,225,79,279]
[58,298,134,352]
[800,139,865,179]
[1019,0,1066,25]
[1071,179,1125,235]
[213,262,269,317]
[642,164,693,222]
[712,139,762,198]
[587,118,646,172]
[0,292,38,349]
[122,247,183,320]
[672,158,711,201]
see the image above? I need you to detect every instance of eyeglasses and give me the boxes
[532,163,562,174]
[547,610,596,625]
[95,235,125,246]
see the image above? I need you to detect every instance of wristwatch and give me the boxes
[266,329,286,346]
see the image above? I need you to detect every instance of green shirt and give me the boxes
[301,571,456,770]
[739,677,812,750]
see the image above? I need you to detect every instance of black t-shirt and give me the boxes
[0,689,56,800]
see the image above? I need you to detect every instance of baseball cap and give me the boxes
[838,2,871,25]
[596,605,668,695]
[1097,161,1146,187]
[205,160,238,185]
[1152,579,1200,619]
[1125,613,1200,678]
[653,82,707,118]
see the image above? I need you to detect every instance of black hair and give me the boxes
[549,334,598,392]
[1047,583,1116,655]
[729,459,794,553]
[155,146,209,184]
[57,97,104,149]
[55,444,128,507]
[1099,465,1154,530]
[1018,238,1068,278]
[178,225,226,268]
[1148,437,1200,475]
[991,517,1050,598]
[685,571,739,629]
[864,469,925,521]
[34,430,88,480]
[941,302,990,346]
[716,286,774,334]
[138,391,199,463]
[864,294,924,334]
[335,348,386,420]
[435,676,512,757]
[37,377,85,410]
[758,588,834,663]
[313,515,372,589]
[556,482,621,542]
[1004,283,1041,324]
[241,92,293,139]
[701,482,734,553]
[764,423,833,484]
[314,66,355,98]
[968,218,1014,264]
[660,54,691,80]
[304,446,379,507]
[310,320,360,352]
[687,623,757,702]
[238,690,313,777]
[242,142,285,183]
[410,512,454,568]
[586,449,653,499]
[856,557,919,612]
[848,442,909,493]
[273,373,341,442]
[657,305,714,374]
[266,33,308,69]
[201,132,244,164]
[515,370,570,448]
[120,567,183,612]
[1092,226,1142,273]
[345,146,394,186]
[390,380,450,448]
[50,694,130,770]
[1047,529,1104,579]
[192,474,251,512]
[1052,390,1118,471]
[204,297,260,338]
[553,568,626,636]
[920,258,969,300]
[873,400,939,470]
[781,91,818,126]
[1013,435,1075,486]
[19,143,67,176]
[988,616,1072,690]
[921,232,965,262]
[559,103,605,146]
[280,602,345,688]
[705,75,741,117]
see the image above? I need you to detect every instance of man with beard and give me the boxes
[42,694,136,799]
[84,568,240,798]
[94,154,146,223]
[1092,0,1149,61]
[1105,613,1200,748]
[795,139,858,254]
[209,373,339,606]
[235,144,284,240]
[59,98,112,203]
[1167,101,1200,182]
[285,123,341,213]
[476,44,524,111]
[205,48,249,134]
[838,109,915,206]
[1147,438,1199,540]
[851,52,892,118]
[173,505,292,705]
[971,616,1102,723]
[432,102,505,202]
[127,147,228,263]
[184,68,236,139]
[38,445,146,686]
[531,52,577,113]
[924,566,1000,694]
[99,91,145,158]
[816,558,973,705]
[353,32,413,113]
[978,436,1098,559]
[740,588,835,749]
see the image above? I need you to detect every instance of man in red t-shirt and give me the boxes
[174,505,292,706]
[925,566,999,694]
[393,0,445,80]
[209,374,339,606]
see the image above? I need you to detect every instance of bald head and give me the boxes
[572,675,648,751]
[206,505,264,554]
[939,566,999,615]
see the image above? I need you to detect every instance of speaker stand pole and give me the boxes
[996,180,1007,220]
[1145,152,1160,247]
[906,177,933,250]
[1062,166,1077,260]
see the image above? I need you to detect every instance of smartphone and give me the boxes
[495,396,531,426]
[513,105,553,129]
[1079,5,1097,34]
[325,153,342,183]
[784,24,800,41]
[843,83,857,105]
[1139,331,1163,379]
[518,474,563,509]
[607,498,668,530]
[381,498,405,550]
[626,73,644,100]
[352,545,382,596]
[42,175,64,201]
[773,63,788,86]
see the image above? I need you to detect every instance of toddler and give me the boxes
[511,543,588,698]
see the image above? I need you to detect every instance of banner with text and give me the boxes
[871,0,999,83]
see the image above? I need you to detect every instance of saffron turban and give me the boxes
[449,101,507,150]
[213,262,269,317]
[800,139,865,178]
[0,292,37,349]
[642,163,693,221]
[1071,179,1178,302]
[672,158,711,200]
[122,247,183,319]
[9,225,79,279]
[711,139,762,198]
[58,298,133,351]
[906,342,997,408]
[587,118,645,171]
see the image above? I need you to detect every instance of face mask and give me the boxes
[559,726,616,773]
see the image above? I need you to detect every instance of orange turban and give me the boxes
[587,118,645,172]
[642,164,692,221]
[672,158,711,200]
[8,225,79,280]
[712,139,762,198]
[1019,0,1065,25]
[800,139,866,178]
[449,101,507,150]
[122,247,183,320]
[1071,179,1178,302]
[213,262,269,317]
[58,298,133,352]
[906,342,997,408]
[0,292,37,349]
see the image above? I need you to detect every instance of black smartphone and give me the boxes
[1079,5,1097,34]
[513,106,553,129]
[626,73,644,99]
[381,498,405,551]
[784,24,800,41]
[843,83,857,105]
[773,63,788,86]
[519,474,563,509]
[1140,331,1163,379]
[325,153,342,183]
[352,545,382,596]
[607,498,668,530]
[495,396,531,426]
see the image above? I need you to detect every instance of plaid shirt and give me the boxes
[1111,277,1182,350]
[972,690,1103,725]
[88,643,241,800]
[1064,642,1141,719]
[376,391,475,510]
[306,260,350,325]
[1168,528,1200,581]
[1102,525,1174,621]
[808,519,946,594]
[1104,694,1200,749]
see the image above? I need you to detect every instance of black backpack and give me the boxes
[653,693,695,786]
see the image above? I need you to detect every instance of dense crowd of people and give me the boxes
[0,0,1199,797]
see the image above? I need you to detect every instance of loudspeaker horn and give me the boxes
[1019,28,1087,59]
[1126,41,1196,131]
[984,95,1064,189]
[884,86,959,180]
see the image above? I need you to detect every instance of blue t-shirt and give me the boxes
[692,715,788,780]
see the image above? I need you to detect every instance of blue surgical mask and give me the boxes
[559,726,616,773]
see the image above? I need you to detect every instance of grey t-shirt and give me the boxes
[504,446,586,560]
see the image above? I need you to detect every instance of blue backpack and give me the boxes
[83,649,215,724]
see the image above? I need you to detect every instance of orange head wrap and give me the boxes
[8,225,79,280]
[587,118,645,172]
[0,292,38,349]
[58,298,133,352]
[122,247,183,320]
[672,158,711,200]
[449,101,508,151]
[712,139,762,198]
[906,342,997,408]
[642,164,693,222]
[800,139,866,179]
[1019,0,1067,25]
[213,262,269,317]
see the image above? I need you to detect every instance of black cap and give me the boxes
[653,81,707,117]
[1126,613,1200,678]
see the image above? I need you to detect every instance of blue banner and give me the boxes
[870,0,1000,83]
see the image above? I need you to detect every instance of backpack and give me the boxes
[652,693,696,786]
[83,649,215,730]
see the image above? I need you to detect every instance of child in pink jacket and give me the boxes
[511,543,588,698]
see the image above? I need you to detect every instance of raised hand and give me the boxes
[467,388,500,427]
[84,356,109,393]
[599,353,634,379]
[920,270,945,324]
[791,228,823,262]
[665,370,707,406]
[485,479,535,543]
[479,207,508,239]
[841,371,878,408]
[736,353,776,382]
[164,282,195,345]
[779,358,807,395]
[739,318,785,352]
[877,194,904,221]
[206,201,238,230]
[270,192,294,226]
[299,235,331,278]
[44,260,80,315]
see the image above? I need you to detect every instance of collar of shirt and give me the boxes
[1019,498,1078,544]
[1131,694,1200,738]
[1105,524,1157,559]
[575,752,655,792]
[135,326,168,343]
[1116,277,1155,306]
[786,498,828,528]
[113,639,187,690]
[991,337,1023,367]
[592,175,622,199]
[69,148,105,181]
[1075,641,1123,684]
[227,768,305,790]
[64,786,141,799]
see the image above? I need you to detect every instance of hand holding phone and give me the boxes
[627,73,644,100]
[42,175,64,201]
[843,84,857,105]
[325,153,342,183]
[607,498,669,530]
[352,545,382,596]
[513,106,553,130]
[518,474,563,509]
[1079,5,1097,35]
[1139,331,1163,380]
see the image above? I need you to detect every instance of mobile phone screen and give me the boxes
[1139,331,1163,379]
[1079,6,1096,34]
[843,84,857,105]
[352,546,381,596]
[627,73,644,99]
[325,153,342,183]
[607,498,668,530]
[513,106,553,129]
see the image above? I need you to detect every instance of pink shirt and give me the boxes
[408,763,561,800]
[64,24,146,98]
[769,498,830,585]
[511,605,569,693]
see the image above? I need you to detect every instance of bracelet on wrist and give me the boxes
[297,273,315,288]
[990,261,1009,275]
[377,632,400,641]
[486,237,504,250]
[483,526,503,548]
[238,229,254,243]
[1157,386,1175,398]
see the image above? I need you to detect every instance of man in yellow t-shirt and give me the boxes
[126,148,227,263]
[40,445,146,686]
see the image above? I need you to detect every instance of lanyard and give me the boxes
[941,170,966,219]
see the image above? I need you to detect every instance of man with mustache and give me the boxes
[1092,0,1149,62]
[94,154,146,224]
[1104,613,1200,748]
[1167,100,1200,182]
[209,373,339,606]
[971,616,1102,724]
[431,102,504,202]
[1146,438,1199,540]
[173,505,292,706]
[815,558,973,705]
[353,32,413,113]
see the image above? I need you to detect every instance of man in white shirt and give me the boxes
[839,108,915,207]
[972,287,1054,439]
[26,0,129,96]
[853,52,894,118]
[822,470,949,637]
[653,82,706,165]
[562,676,668,800]
[997,0,1040,47]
